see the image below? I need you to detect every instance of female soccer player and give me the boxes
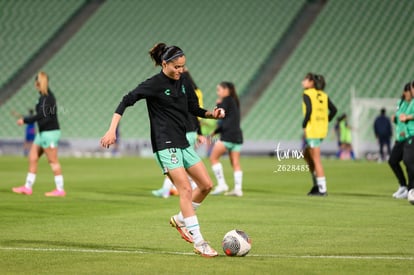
[302,73,337,196]
[12,71,65,197]
[338,113,355,160]
[151,70,204,198]
[100,43,223,257]
[210,82,244,197]
[401,81,414,195]
[388,83,412,199]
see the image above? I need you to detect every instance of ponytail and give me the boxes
[314,74,326,90]
[149,42,184,66]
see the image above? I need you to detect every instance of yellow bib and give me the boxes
[302,88,329,138]
[195,88,204,121]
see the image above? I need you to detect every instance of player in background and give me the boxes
[101,43,224,257]
[388,83,411,199]
[200,118,217,157]
[338,113,355,160]
[302,73,337,196]
[400,81,414,195]
[12,72,66,197]
[374,108,392,162]
[152,70,204,198]
[333,117,342,158]
[11,109,36,156]
[24,109,36,156]
[210,82,244,197]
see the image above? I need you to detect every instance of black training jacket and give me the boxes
[214,96,243,144]
[115,71,207,152]
[24,90,60,132]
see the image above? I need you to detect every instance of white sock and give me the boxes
[234,171,243,191]
[162,177,173,196]
[184,215,203,245]
[317,177,327,193]
[177,202,201,223]
[25,173,36,189]
[212,163,227,187]
[189,176,197,190]
[54,175,64,191]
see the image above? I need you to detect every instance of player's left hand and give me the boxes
[16,118,24,126]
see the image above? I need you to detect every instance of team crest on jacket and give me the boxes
[181,85,186,94]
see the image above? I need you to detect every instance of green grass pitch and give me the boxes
[0,156,413,274]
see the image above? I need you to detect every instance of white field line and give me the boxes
[0,246,413,261]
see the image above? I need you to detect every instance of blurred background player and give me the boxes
[11,109,36,156]
[152,69,204,198]
[333,117,342,158]
[100,43,224,257]
[400,81,414,196]
[388,83,411,199]
[200,118,217,157]
[302,73,337,196]
[210,81,244,197]
[374,108,392,162]
[12,71,65,197]
[338,113,355,160]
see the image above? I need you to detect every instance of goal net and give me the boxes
[350,88,398,159]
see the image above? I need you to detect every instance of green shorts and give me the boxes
[222,141,242,152]
[154,146,201,174]
[186,131,198,147]
[306,138,323,148]
[34,130,61,149]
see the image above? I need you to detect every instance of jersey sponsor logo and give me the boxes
[164,89,171,96]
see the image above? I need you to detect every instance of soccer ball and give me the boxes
[222,229,251,257]
[408,189,414,205]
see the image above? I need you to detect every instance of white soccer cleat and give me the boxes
[211,185,229,195]
[169,216,193,243]
[393,186,408,199]
[193,241,218,257]
[395,188,408,199]
[224,189,243,197]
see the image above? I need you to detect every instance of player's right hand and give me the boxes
[16,118,24,126]
[100,130,116,148]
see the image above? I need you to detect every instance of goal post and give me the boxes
[350,87,398,159]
